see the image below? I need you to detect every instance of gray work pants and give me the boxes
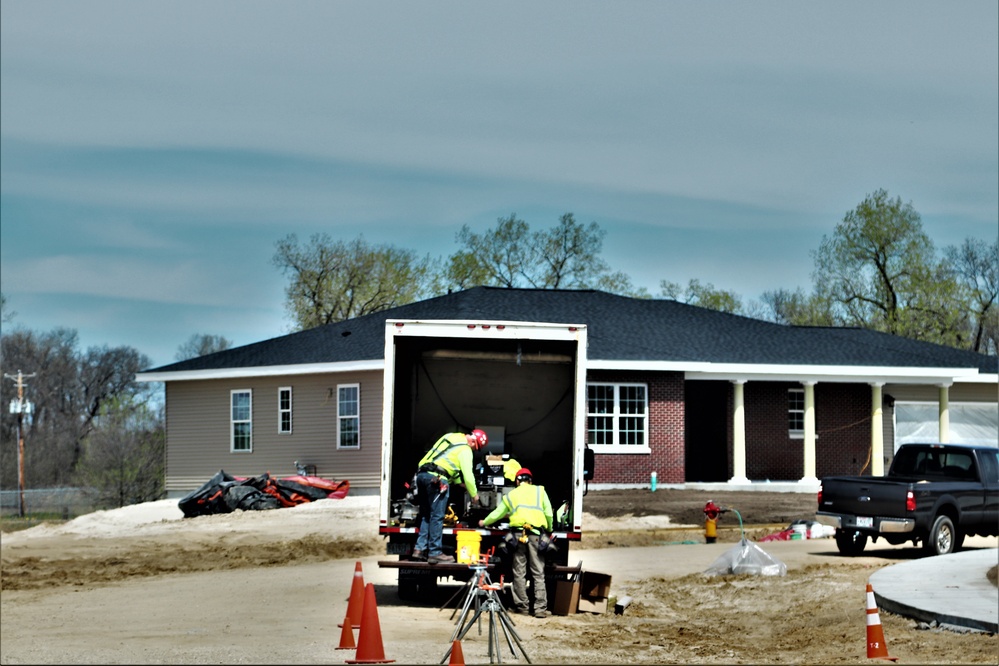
[510,533,547,613]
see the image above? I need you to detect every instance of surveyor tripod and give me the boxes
[441,561,531,664]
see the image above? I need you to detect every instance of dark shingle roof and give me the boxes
[145,287,998,375]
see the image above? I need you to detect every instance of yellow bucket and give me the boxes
[456,529,482,564]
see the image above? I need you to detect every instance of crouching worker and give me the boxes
[478,468,554,618]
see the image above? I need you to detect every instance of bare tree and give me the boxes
[946,237,999,354]
[75,396,165,508]
[0,328,152,489]
[176,333,233,361]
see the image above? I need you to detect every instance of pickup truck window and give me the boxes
[980,450,999,483]
[891,447,980,480]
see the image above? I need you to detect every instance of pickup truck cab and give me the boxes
[816,443,999,556]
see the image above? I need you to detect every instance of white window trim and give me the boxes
[231,389,252,453]
[788,388,804,436]
[278,386,292,434]
[337,383,360,450]
[586,381,651,454]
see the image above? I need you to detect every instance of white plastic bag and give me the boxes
[703,537,787,576]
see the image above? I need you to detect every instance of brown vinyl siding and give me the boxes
[165,370,382,496]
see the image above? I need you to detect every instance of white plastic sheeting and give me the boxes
[703,537,787,576]
[895,402,999,450]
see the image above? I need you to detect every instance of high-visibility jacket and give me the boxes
[418,432,478,499]
[483,482,553,532]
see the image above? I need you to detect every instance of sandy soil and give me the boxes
[1,488,995,665]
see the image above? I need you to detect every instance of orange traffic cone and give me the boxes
[339,561,365,629]
[447,639,465,666]
[345,583,394,664]
[866,583,898,661]
[335,615,356,650]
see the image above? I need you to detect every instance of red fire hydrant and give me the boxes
[704,500,727,544]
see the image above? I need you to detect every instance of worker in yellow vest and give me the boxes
[479,468,554,617]
[413,429,487,564]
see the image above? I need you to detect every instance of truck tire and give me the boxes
[924,515,957,556]
[834,529,868,556]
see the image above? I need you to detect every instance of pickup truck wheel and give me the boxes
[834,529,868,556]
[924,515,957,556]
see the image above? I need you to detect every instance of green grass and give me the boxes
[0,513,70,533]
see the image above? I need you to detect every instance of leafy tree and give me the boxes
[945,237,999,354]
[176,333,233,361]
[273,233,434,329]
[660,278,744,314]
[75,396,165,508]
[811,189,965,346]
[0,327,153,489]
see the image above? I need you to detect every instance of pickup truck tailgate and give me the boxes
[819,476,911,528]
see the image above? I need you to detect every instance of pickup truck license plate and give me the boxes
[857,516,873,528]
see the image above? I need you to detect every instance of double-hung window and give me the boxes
[587,382,649,452]
[278,387,292,434]
[231,389,252,452]
[788,388,804,436]
[337,384,360,449]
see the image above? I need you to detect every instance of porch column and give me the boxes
[938,383,951,443]
[800,381,818,484]
[871,382,885,476]
[729,380,750,484]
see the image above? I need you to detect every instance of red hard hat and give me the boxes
[470,429,488,450]
[515,468,532,480]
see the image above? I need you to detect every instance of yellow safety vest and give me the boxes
[502,484,550,531]
[418,433,468,483]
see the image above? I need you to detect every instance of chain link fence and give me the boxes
[0,487,98,518]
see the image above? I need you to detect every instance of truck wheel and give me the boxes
[834,529,868,556]
[924,515,957,556]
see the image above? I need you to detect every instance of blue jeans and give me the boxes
[414,472,449,556]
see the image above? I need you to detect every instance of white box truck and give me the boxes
[376,319,591,599]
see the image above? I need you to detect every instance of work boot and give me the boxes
[410,550,426,561]
[534,609,550,618]
[428,553,455,564]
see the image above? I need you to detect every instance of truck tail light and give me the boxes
[817,487,823,506]
[906,491,916,512]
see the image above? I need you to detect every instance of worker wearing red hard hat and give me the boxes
[412,429,487,564]
[479,467,554,617]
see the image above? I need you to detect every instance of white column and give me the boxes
[729,380,750,484]
[938,383,951,443]
[871,382,885,476]
[800,381,818,484]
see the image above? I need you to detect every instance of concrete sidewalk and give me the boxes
[869,547,998,633]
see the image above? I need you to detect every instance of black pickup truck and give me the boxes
[815,443,999,556]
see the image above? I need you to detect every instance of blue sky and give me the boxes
[2,1,997,369]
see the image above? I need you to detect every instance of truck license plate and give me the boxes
[857,516,873,528]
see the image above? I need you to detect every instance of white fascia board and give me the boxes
[136,359,384,383]
[586,359,984,384]
[957,373,998,385]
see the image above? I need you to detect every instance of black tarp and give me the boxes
[178,470,350,518]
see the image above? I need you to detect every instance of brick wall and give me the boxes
[743,382,877,480]
[588,370,685,485]
[588,372,884,485]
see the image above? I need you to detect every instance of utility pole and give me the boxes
[5,370,36,517]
